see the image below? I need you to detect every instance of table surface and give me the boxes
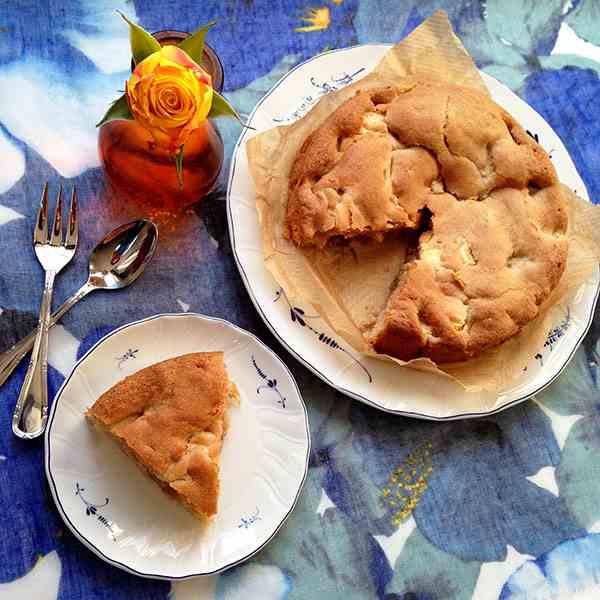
[1,1,600,599]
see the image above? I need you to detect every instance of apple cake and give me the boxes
[285,79,568,362]
[86,352,239,518]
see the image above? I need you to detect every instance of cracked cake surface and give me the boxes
[286,79,568,362]
[86,352,239,518]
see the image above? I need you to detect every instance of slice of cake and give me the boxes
[368,187,567,362]
[86,352,239,519]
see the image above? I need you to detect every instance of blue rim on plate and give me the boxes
[44,313,311,580]
[226,44,600,420]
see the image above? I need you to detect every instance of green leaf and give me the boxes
[566,0,600,46]
[540,54,600,79]
[259,465,380,599]
[208,90,254,129]
[175,145,184,190]
[481,64,531,93]
[387,527,480,600]
[208,90,239,120]
[536,346,599,417]
[118,10,160,65]
[485,0,563,54]
[96,93,133,127]
[557,415,600,530]
[177,21,216,64]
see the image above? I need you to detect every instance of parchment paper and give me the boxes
[247,11,600,394]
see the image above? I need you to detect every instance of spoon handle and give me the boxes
[0,282,93,389]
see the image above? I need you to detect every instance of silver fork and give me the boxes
[13,183,78,439]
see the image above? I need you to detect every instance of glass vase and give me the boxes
[98,31,224,210]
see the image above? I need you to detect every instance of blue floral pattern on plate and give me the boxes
[75,483,118,542]
[274,288,373,383]
[238,508,261,530]
[252,355,286,408]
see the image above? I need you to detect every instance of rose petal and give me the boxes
[124,44,216,154]
[132,51,161,80]
[159,45,201,70]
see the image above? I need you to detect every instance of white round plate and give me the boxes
[45,313,310,579]
[227,44,600,420]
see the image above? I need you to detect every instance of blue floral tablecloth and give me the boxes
[1,1,600,599]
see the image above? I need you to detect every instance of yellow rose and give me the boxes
[126,45,213,153]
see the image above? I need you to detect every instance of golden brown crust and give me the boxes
[286,78,568,362]
[287,84,424,247]
[370,188,567,362]
[86,352,236,518]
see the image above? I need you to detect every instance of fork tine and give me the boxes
[65,187,78,250]
[50,185,63,246]
[34,183,49,245]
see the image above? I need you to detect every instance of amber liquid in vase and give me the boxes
[98,119,223,210]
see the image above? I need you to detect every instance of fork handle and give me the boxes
[13,270,56,439]
[0,282,93,389]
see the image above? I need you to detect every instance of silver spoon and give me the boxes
[0,219,158,388]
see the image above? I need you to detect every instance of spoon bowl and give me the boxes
[88,219,158,290]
